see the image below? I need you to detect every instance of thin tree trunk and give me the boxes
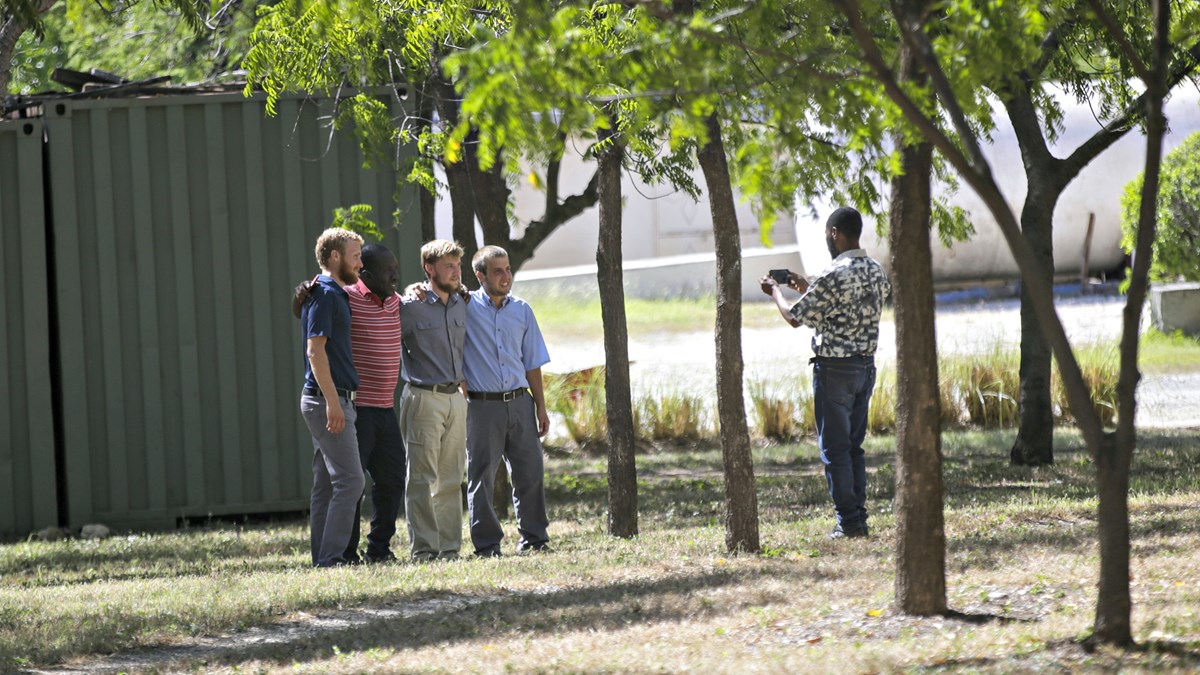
[1011,190,1056,466]
[890,41,945,614]
[1092,0,1169,645]
[697,114,759,554]
[1092,433,1133,644]
[597,122,637,538]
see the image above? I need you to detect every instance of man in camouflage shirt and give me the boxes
[762,207,891,540]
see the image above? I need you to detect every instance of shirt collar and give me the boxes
[352,279,386,307]
[834,249,868,262]
[317,273,349,296]
[471,287,511,308]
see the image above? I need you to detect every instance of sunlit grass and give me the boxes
[529,294,792,340]
[4,429,1199,672]
[1139,327,1200,373]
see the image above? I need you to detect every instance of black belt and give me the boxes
[468,388,528,402]
[410,382,462,394]
[303,386,356,402]
[809,355,874,365]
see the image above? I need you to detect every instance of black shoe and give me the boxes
[314,556,356,568]
[363,551,397,564]
[517,541,554,554]
[435,551,460,561]
[474,548,502,559]
[829,523,869,540]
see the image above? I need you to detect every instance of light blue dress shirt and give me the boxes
[464,288,551,393]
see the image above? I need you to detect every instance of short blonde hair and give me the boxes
[420,239,464,274]
[314,228,364,269]
[472,245,509,275]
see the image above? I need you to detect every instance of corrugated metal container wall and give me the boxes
[45,93,421,531]
[0,118,60,538]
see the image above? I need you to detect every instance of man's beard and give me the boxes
[432,276,459,295]
[339,258,360,284]
[826,235,838,259]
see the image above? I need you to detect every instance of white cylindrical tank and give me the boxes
[797,88,1200,283]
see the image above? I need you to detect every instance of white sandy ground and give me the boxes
[544,293,1200,429]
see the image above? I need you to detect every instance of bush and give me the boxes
[1121,130,1200,283]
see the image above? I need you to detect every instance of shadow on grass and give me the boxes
[0,525,308,588]
[149,568,766,670]
[942,609,1031,625]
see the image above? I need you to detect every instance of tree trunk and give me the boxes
[1011,188,1057,466]
[1092,432,1133,645]
[890,42,946,614]
[697,114,759,554]
[1092,0,1169,643]
[596,122,637,538]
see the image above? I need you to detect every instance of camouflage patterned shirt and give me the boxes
[789,250,891,358]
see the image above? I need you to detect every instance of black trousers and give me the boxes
[343,406,407,559]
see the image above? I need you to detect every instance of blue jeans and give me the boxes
[812,356,876,529]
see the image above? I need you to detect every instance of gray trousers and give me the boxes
[466,393,549,554]
[301,392,365,567]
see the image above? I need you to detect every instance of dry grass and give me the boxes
[4,429,1200,673]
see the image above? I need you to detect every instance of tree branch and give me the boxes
[891,0,990,175]
[1062,38,1200,176]
[510,168,600,263]
[1084,0,1151,82]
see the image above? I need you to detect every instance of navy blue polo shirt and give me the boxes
[301,274,360,392]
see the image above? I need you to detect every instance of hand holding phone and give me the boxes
[768,268,791,285]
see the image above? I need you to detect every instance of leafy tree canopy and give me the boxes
[7,0,259,95]
[1121,129,1200,283]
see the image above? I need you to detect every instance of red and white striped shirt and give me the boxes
[345,280,402,408]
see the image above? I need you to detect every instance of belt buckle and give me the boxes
[502,390,517,402]
[347,390,356,402]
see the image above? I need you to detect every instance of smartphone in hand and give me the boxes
[768,268,791,285]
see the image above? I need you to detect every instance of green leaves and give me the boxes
[331,203,384,242]
[1121,130,1200,283]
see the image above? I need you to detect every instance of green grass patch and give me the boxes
[530,294,786,340]
[5,429,1200,672]
[1139,328,1200,373]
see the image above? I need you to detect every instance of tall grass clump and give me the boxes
[867,366,897,433]
[944,347,1021,428]
[636,390,713,441]
[545,367,608,449]
[748,378,814,440]
[938,364,966,429]
[1053,344,1119,427]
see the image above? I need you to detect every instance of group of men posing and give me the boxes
[299,232,552,566]
[296,205,891,565]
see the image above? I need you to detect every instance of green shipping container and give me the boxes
[36,91,420,533]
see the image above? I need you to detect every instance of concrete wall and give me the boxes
[1150,282,1200,337]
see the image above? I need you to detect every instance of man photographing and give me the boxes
[761,206,891,540]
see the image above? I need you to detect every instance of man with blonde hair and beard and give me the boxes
[300,227,366,567]
[399,240,469,561]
